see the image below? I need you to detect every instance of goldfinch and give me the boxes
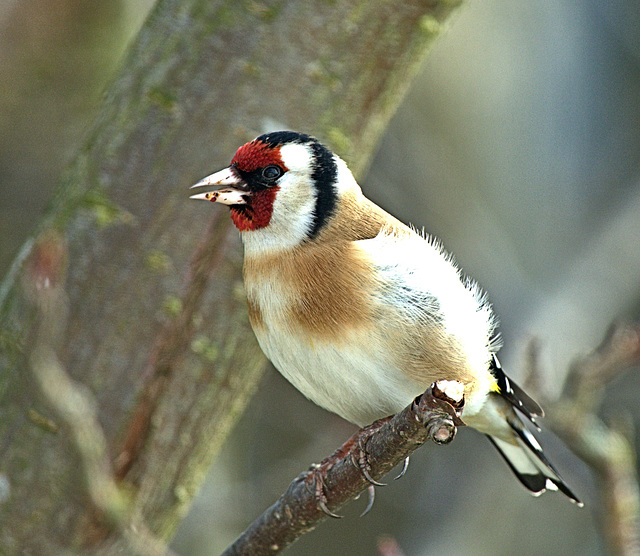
[190,131,582,505]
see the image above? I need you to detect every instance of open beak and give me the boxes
[189,166,248,205]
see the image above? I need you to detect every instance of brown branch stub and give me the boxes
[222,384,462,556]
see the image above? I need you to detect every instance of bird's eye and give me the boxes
[262,165,283,181]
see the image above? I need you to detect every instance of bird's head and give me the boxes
[190,131,359,249]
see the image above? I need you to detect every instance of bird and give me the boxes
[189,130,582,506]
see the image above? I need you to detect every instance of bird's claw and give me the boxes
[394,456,410,480]
[306,462,343,518]
[359,485,376,517]
[306,416,393,518]
[350,421,389,487]
[351,416,395,486]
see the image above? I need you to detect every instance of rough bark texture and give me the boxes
[0,0,462,552]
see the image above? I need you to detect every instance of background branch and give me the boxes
[24,231,173,555]
[540,324,640,556]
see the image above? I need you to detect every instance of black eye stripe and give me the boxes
[236,165,283,190]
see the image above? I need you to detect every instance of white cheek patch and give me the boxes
[279,143,314,172]
[269,172,316,237]
[241,141,361,255]
[241,143,318,254]
[241,171,316,255]
[333,156,361,194]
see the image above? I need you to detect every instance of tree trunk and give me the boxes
[0,0,461,552]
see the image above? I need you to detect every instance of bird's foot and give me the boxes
[306,384,464,517]
[306,416,393,518]
[307,460,342,518]
[349,416,393,486]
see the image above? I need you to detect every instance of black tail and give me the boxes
[488,356,583,506]
[486,426,582,505]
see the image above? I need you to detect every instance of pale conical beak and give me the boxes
[189,166,248,205]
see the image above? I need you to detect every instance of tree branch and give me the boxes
[0,0,463,551]
[223,385,464,555]
[542,324,640,556]
[24,232,174,555]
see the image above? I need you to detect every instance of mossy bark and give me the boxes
[0,0,461,552]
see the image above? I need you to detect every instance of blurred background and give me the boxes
[1,0,639,554]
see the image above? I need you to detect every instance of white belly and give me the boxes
[254,325,425,427]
